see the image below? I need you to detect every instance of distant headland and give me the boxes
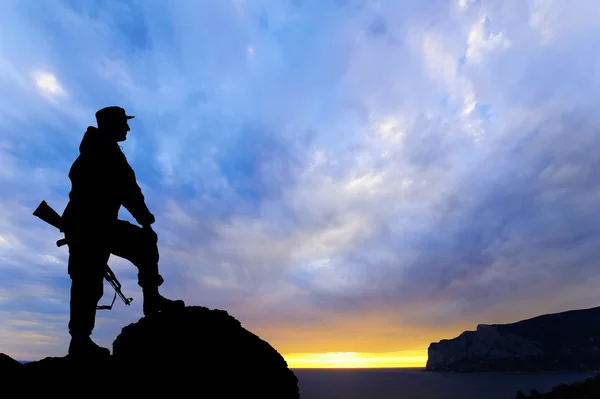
[426,305,600,373]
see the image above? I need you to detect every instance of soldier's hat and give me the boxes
[95,106,135,125]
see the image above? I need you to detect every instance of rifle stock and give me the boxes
[33,200,133,309]
[33,200,62,231]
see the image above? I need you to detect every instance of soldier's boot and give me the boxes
[142,286,185,317]
[68,335,110,358]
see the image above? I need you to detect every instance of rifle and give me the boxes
[32,200,133,310]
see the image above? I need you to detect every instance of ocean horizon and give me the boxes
[292,367,594,399]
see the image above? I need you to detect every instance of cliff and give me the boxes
[0,306,300,398]
[426,306,600,372]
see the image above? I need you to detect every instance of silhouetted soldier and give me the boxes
[61,106,185,357]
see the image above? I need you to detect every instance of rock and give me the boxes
[1,306,300,398]
[113,306,299,397]
[514,374,600,398]
[0,353,22,372]
[426,305,600,372]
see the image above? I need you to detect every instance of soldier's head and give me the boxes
[95,106,135,142]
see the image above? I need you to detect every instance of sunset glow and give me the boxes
[284,351,428,369]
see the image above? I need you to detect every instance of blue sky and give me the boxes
[2,0,600,364]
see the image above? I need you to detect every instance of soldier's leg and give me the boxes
[67,246,110,356]
[109,220,163,287]
[69,271,103,337]
[110,220,184,315]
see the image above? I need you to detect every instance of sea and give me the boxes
[293,368,595,399]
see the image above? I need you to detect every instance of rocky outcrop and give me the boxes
[1,306,300,398]
[426,306,600,372]
[515,374,600,398]
[0,353,22,372]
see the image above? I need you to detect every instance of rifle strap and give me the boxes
[97,291,117,310]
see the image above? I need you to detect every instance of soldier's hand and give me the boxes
[146,213,156,226]
[142,224,158,243]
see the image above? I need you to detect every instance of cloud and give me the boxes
[2,0,600,362]
[33,71,68,99]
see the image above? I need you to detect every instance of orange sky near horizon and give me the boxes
[247,295,600,368]
[245,312,464,369]
[283,350,428,368]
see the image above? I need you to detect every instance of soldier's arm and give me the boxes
[120,160,155,227]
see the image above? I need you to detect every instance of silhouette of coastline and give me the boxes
[0,306,300,398]
[426,305,600,373]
